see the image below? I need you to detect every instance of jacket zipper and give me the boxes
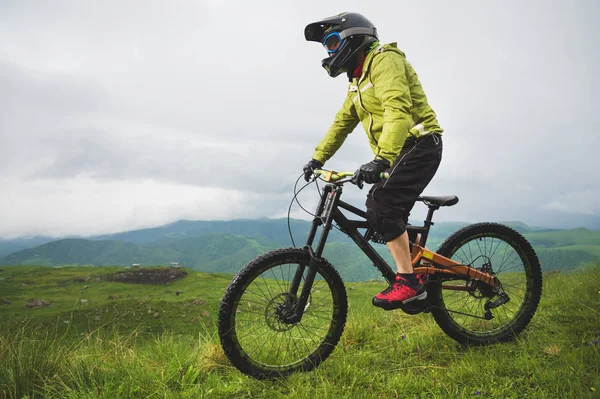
[355,77,376,150]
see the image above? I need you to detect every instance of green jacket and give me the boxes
[312,43,443,166]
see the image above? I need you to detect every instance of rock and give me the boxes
[80,299,89,304]
[201,310,210,317]
[153,312,160,319]
[95,277,101,283]
[82,285,88,290]
[25,298,50,308]
[192,299,205,305]
[0,298,11,305]
[108,268,188,284]
[176,290,183,296]
[21,283,27,287]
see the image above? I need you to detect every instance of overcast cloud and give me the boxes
[0,0,598,238]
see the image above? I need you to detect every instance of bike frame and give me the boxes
[286,179,497,323]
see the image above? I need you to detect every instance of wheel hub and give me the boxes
[264,293,298,331]
[466,258,496,298]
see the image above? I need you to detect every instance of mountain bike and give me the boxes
[218,169,543,379]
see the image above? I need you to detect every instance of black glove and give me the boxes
[302,159,323,182]
[354,158,390,185]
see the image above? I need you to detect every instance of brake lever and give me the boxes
[350,174,364,189]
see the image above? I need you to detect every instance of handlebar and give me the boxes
[313,169,390,185]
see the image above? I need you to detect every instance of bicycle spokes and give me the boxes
[440,234,530,334]
[234,263,334,367]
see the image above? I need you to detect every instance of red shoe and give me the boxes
[372,275,427,310]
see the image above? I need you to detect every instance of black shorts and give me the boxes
[365,133,443,242]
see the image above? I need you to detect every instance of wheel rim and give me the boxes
[439,233,533,337]
[231,261,337,369]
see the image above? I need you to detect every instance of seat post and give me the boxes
[424,205,439,228]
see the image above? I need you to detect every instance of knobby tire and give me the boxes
[218,248,348,379]
[428,223,543,345]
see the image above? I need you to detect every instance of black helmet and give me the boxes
[305,12,378,79]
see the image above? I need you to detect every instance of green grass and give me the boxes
[0,266,228,336]
[0,265,599,398]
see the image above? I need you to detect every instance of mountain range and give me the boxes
[1,219,598,281]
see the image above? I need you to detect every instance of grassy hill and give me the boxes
[93,218,318,245]
[0,265,598,398]
[526,227,600,248]
[0,237,55,258]
[0,234,278,269]
[0,218,555,259]
[525,228,600,273]
[1,224,598,281]
[0,219,318,260]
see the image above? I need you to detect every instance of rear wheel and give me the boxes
[218,248,347,379]
[428,223,542,345]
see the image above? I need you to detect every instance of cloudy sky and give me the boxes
[1,0,598,238]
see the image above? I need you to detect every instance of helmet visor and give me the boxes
[322,32,343,54]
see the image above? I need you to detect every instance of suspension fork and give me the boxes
[287,185,329,297]
[287,185,341,323]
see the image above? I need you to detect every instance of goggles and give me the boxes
[322,31,343,54]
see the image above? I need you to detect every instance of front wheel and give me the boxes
[428,223,542,345]
[218,248,348,379]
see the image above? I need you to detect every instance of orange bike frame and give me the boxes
[411,244,497,289]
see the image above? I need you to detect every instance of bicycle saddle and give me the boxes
[417,195,459,207]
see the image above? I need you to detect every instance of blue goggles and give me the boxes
[322,31,343,54]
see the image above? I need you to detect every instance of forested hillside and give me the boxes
[1,220,598,281]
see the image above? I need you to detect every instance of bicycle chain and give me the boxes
[428,305,491,320]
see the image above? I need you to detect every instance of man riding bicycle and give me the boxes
[302,12,444,308]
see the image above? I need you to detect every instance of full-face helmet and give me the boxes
[304,12,378,78]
